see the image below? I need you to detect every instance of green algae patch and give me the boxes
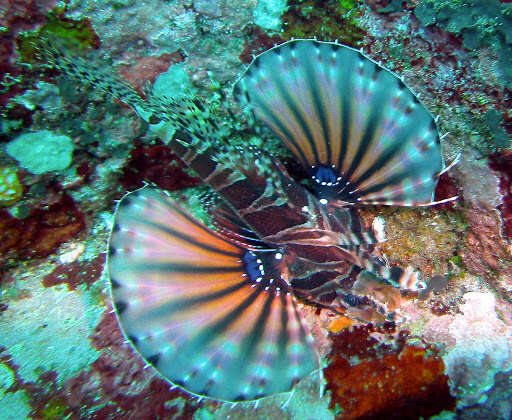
[0,166,23,207]
[38,395,70,420]
[0,282,103,385]
[281,0,365,46]
[377,207,463,278]
[6,130,74,174]
[17,11,100,64]
[338,0,356,9]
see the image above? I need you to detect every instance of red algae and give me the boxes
[325,326,455,419]
[0,192,85,263]
[239,25,283,64]
[120,142,201,191]
[42,254,105,290]
[434,173,463,211]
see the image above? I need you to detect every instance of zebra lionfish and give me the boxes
[39,39,452,402]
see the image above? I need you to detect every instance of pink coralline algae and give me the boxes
[461,208,512,284]
[424,291,512,407]
[118,51,185,96]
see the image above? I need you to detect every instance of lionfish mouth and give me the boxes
[103,39,447,402]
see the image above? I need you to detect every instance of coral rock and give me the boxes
[0,192,85,264]
[488,150,512,240]
[325,337,455,419]
[462,208,512,281]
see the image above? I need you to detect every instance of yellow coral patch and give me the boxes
[0,167,23,207]
[328,316,353,333]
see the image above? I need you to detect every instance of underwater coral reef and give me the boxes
[1,0,511,419]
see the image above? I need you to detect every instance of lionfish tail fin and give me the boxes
[32,36,150,119]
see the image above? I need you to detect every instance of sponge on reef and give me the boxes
[6,130,74,174]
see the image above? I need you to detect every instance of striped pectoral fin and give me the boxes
[108,187,318,401]
[235,39,444,208]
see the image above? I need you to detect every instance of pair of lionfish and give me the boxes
[40,39,452,402]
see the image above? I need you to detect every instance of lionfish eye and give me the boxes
[311,165,339,186]
[242,250,264,282]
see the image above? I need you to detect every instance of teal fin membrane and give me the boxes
[235,40,444,207]
[109,188,318,401]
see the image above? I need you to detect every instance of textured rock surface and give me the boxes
[0,0,511,418]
